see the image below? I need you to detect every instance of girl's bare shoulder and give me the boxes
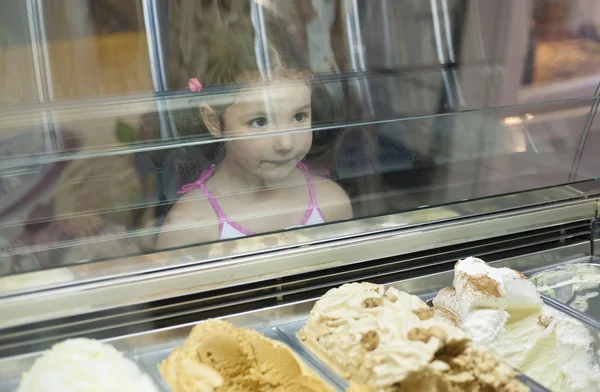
[312,176,353,221]
[173,186,229,218]
[156,189,220,249]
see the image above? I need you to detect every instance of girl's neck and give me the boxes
[218,155,298,192]
[220,156,266,190]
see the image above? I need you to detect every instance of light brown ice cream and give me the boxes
[159,319,334,392]
[300,282,527,392]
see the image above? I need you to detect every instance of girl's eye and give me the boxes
[250,117,269,128]
[293,112,309,123]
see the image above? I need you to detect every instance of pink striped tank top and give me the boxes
[177,162,326,240]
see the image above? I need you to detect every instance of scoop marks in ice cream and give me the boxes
[299,282,527,392]
[17,338,158,392]
[531,263,600,314]
[159,319,334,392]
[433,257,600,392]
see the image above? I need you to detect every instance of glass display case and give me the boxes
[1,1,600,391]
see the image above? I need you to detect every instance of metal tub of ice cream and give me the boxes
[390,254,600,392]
[530,261,600,322]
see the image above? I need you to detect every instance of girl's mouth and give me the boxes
[263,159,294,167]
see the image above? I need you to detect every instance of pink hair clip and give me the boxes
[188,78,203,92]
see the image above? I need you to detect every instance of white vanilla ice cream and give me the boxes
[433,257,600,392]
[17,338,158,392]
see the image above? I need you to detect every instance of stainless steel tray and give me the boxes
[135,326,348,392]
[530,262,600,323]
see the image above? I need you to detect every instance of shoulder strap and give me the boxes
[177,165,226,222]
[297,162,318,209]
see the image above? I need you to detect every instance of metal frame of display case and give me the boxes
[22,0,61,153]
[570,81,600,181]
[141,0,171,140]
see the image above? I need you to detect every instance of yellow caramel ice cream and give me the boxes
[159,319,334,392]
[433,257,600,392]
[299,282,527,392]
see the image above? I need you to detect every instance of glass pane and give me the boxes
[1,0,599,284]
[0,95,595,276]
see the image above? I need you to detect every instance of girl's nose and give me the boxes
[273,134,294,155]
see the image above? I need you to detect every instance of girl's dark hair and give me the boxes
[167,0,319,141]
[168,0,311,90]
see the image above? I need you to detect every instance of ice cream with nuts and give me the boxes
[433,257,600,392]
[299,282,527,391]
[159,319,334,392]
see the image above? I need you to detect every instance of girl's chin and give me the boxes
[259,165,296,181]
[264,168,294,180]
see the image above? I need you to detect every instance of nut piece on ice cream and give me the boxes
[433,257,600,392]
[159,319,334,392]
[299,282,527,392]
[412,308,434,320]
[17,338,159,392]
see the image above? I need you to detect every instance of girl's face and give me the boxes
[220,83,313,182]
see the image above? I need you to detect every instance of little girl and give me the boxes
[156,5,352,249]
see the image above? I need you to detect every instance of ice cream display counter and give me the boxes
[2,246,600,392]
[4,0,600,391]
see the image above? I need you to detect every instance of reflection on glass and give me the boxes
[1,0,151,105]
[42,0,152,100]
[529,0,600,86]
